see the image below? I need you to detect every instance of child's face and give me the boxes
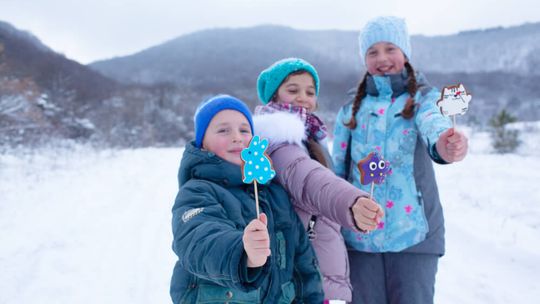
[275,72,317,112]
[202,110,252,166]
[365,42,406,76]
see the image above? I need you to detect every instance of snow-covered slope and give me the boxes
[1,126,539,303]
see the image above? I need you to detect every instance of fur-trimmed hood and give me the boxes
[254,110,361,301]
[253,111,306,147]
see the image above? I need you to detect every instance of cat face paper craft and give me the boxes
[437,84,472,116]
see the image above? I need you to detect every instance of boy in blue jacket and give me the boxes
[170,94,324,303]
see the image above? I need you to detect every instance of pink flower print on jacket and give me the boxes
[404,205,413,214]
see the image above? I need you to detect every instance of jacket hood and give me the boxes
[347,70,433,98]
[253,111,306,147]
[178,141,245,188]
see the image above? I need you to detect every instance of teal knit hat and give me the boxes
[359,16,411,64]
[257,58,320,104]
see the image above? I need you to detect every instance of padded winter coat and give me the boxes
[332,70,451,254]
[255,112,369,301]
[170,142,324,304]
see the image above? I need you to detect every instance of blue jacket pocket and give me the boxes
[196,284,260,303]
[278,281,295,304]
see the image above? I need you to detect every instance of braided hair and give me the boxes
[345,62,418,129]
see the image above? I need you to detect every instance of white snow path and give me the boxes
[1,127,539,303]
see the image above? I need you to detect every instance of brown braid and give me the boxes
[401,62,418,119]
[345,73,369,129]
[306,138,330,168]
[346,62,419,128]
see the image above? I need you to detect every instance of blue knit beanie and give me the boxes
[257,58,320,104]
[194,94,254,148]
[359,16,411,64]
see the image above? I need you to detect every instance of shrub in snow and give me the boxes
[488,109,521,154]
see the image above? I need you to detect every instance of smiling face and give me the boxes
[365,42,407,76]
[274,72,317,112]
[202,110,252,166]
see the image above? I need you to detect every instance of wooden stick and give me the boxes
[365,182,375,234]
[254,180,260,218]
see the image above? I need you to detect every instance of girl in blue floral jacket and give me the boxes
[332,17,469,304]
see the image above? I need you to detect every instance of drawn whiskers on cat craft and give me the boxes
[437,83,472,127]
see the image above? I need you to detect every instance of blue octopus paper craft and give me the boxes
[358,152,392,198]
[241,135,276,217]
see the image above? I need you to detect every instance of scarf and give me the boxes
[255,102,328,141]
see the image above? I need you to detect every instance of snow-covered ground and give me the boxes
[1,125,539,303]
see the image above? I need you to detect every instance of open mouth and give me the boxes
[377,65,394,74]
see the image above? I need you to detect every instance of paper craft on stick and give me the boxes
[357,152,391,199]
[241,135,276,218]
[437,83,472,127]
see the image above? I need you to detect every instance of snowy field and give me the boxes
[1,124,539,303]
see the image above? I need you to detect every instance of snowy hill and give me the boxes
[89,24,540,124]
[2,21,540,148]
[90,23,540,84]
[0,21,117,145]
[0,21,191,147]
[0,125,539,303]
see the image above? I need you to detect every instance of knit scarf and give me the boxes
[255,102,328,141]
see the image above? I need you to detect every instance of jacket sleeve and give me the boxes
[332,105,353,178]
[291,211,325,303]
[171,181,269,291]
[414,88,453,164]
[270,143,365,230]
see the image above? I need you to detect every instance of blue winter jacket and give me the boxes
[170,142,324,303]
[332,70,451,253]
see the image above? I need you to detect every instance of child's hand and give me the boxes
[243,213,271,268]
[436,128,468,162]
[351,197,384,232]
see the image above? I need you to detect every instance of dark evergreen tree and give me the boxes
[489,109,521,153]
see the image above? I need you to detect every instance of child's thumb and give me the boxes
[258,213,268,226]
[439,128,454,141]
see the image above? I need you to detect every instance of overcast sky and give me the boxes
[1,0,538,64]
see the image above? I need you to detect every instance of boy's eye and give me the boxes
[307,91,315,96]
[240,128,251,134]
[217,128,229,133]
[288,89,298,94]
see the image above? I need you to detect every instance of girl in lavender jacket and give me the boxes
[254,58,384,303]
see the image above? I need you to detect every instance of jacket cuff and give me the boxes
[333,187,369,231]
[239,252,270,289]
[349,204,366,233]
[430,143,449,165]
